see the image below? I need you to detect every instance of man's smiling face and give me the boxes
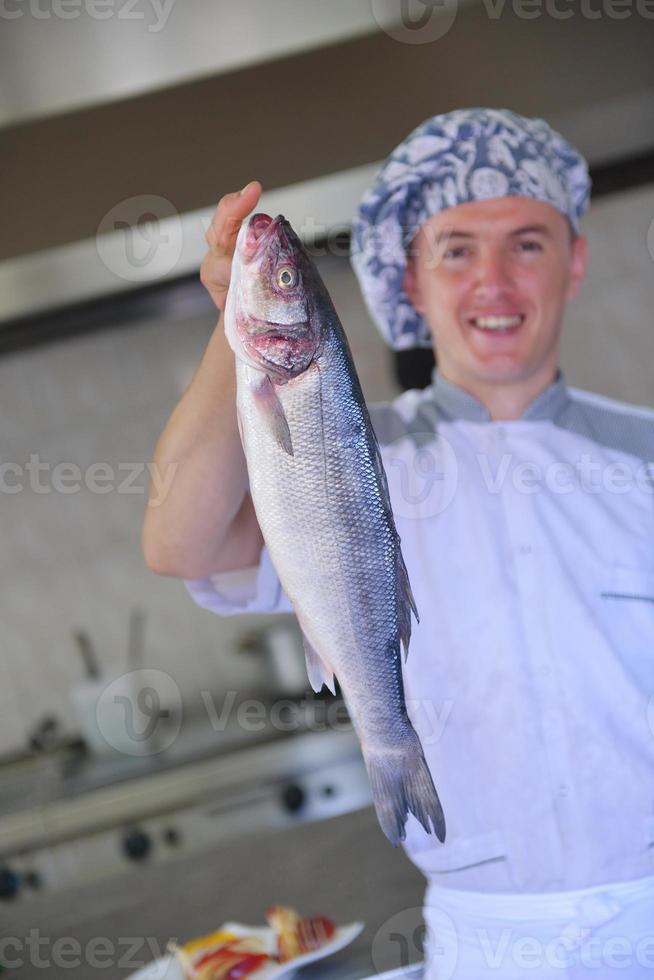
[404,197,588,402]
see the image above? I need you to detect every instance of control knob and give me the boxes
[0,866,20,901]
[281,782,306,814]
[122,828,152,862]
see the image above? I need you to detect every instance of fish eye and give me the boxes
[277,266,298,289]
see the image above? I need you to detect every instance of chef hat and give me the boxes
[350,108,591,350]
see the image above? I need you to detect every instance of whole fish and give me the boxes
[224,212,446,846]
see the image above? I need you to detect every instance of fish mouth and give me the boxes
[243,213,287,259]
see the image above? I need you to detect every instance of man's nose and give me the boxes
[473,252,513,297]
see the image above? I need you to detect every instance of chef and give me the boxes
[143,109,654,978]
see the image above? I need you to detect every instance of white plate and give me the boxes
[127,920,365,980]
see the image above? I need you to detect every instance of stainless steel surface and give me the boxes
[0,696,351,815]
[2,0,653,320]
[3,93,654,325]
[0,1,404,127]
[0,723,372,897]
[0,165,375,322]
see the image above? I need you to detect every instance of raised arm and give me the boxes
[142,182,265,579]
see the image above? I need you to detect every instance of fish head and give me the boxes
[226,213,323,382]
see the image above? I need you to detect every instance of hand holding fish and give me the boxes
[201,181,263,312]
[142,182,266,580]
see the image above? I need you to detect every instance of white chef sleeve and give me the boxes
[184,544,293,616]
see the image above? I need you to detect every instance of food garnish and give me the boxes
[170,907,337,979]
[265,906,336,962]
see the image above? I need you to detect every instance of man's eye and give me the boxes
[443,247,469,260]
[517,240,542,253]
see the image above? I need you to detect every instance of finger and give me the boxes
[206,180,262,256]
[199,251,230,301]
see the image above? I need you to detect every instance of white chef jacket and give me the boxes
[186,369,654,894]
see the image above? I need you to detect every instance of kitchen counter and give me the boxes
[0,693,348,821]
[1,807,427,979]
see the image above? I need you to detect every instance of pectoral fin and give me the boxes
[302,635,336,695]
[252,374,293,456]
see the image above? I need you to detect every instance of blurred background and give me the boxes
[0,1,653,975]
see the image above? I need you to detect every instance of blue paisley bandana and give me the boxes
[350,108,591,350]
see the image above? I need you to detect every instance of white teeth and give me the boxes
[473,315,523,330]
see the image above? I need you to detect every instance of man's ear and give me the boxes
[403,254,424,313]
[566,234,588,301]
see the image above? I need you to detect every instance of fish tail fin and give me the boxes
[365,738,446,847]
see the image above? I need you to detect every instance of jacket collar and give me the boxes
[430,368,571,423]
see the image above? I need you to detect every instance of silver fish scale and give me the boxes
[237,327,413,749]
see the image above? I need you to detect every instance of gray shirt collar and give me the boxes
[430,368,570,423]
